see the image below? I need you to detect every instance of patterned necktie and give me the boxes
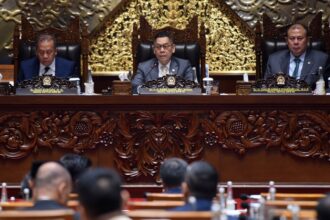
[44,66,50,75]
[160,65,168,77]
[292,58,301,78]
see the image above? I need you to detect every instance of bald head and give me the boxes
[34,162,72,204]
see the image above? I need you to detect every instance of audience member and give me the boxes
[131,31,194,93]
[171,160,218,211]
[316,193,330,220]
[26,161,72,210]
[59,153,92,192]
[19,33,77,82]
[20,160,46,199]
[77,168,131,220]
[264,23,329,88]
[159,157,188,193]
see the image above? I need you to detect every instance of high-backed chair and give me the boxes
[132,16,206,84]
[13,16,89,85]
[255,12,330,80]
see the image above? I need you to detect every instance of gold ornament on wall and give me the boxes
[90,0,256,73]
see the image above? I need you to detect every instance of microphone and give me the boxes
[144,61,158,81]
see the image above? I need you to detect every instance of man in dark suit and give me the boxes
[19,33,76,82]
[24,161,80,219]
[131,31,194,94]
[160,157,188,194]
[26,161,72,210]
[316,194,330,220]
[77,168,131,220]
[170,161,218,211]
[264,23,329,88]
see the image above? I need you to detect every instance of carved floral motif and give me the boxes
[0,110,329,181]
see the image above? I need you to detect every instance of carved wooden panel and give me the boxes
[1,102,329,182]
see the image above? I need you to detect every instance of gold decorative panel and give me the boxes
[225,0,330,28]
[90,0,256,73]
[1,0,330,73]
[0,0,122,49]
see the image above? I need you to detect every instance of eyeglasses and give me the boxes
[153,44,173,50]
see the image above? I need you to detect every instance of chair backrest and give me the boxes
[0,209,74,220]
[127,200,184,210]
[260,192,325,201]
[0,201,33,210]
[13,16,89,84]
[146,192,184,201]
[127,210,212,220]
[0,200,79,211]
[132,16,206,83]
[255,12,330,79]
[265,200,318,209]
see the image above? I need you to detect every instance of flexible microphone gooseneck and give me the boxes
[144,61,158,81]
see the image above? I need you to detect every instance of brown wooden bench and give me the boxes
[128,200,185,210]
[0,209,74,220]
[127,210,211,220]
[145,193,184,201]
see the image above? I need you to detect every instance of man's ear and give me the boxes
[181,182,189,199]
[121,189,130,209]
[58,182,70,204]
[172,44,176,54]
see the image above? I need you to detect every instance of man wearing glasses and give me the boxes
[19,33,77,82]
[131,31,194,94]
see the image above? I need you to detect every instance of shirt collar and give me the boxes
[290,51,306,63]
[40,59,56,72]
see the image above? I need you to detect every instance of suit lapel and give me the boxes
[300,50,314,79]
[281,51,290,75]
[147,58,159,81]
[32,58,40,78]
[169,57,179,75]
[55,57,63,77]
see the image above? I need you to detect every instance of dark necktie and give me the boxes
[44,66,50,75]
[292,58,301,78]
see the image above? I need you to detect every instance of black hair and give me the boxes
[59,153,92,191]
[77,168,123,218]
[316,193,330,220]
[160,157,188,188]
[185,161,219,199]
[36,33,57,49]
[154,31,174,44]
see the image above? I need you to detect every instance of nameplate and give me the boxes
[252,72,312,95]
[16,88,78,95]
[139,75,201,95]
[16,75,78,95]
[139,87,201,95]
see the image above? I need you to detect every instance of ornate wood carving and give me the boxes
[0,96,329,182]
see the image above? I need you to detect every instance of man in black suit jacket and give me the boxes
[264,23,329,88]
[131,31,194,94]
[170,161,218,211]
[77,168,131,220]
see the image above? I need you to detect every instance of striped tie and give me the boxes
[292,58,301,78]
